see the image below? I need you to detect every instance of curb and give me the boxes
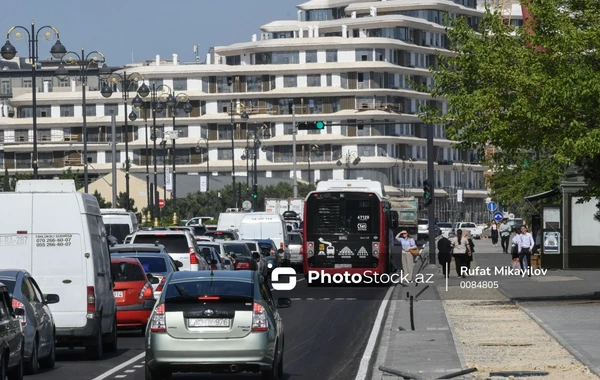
[437,285,468,370]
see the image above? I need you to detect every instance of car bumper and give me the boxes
[116,303,152,327]
[146,331,276,372]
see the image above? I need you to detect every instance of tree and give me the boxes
[420,2,600,217]
[60,168,83,190]
[93,190,112,208]
[116,192,138,214]
[2,168,11,192]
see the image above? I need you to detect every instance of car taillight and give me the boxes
[12,299,26,326]
[139,283,153,299]
[190,248,199,264]
[87,286,96,314]
[150,304,166,333]
[300,247,304,256]
[211,264,218,270]
[236,262,250,269]
[252,302,268,332]
[156,277,166,292]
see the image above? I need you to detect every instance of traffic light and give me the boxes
[423,180,432,206]
[297,121,325,130]
[437,160,454,165]
[252,184,258,199]
[501,199,506,206]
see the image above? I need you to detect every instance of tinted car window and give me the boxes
[206,231,237,241]
[134,235,189,252]
[105,224,131,243]
[464,223,476,228]
[288,234,302,244]
[135,257,168,273]
[0,293,9,319]
[245,242,258,251]
[111,262,146,282]
[418,219,428,224]
[222,243,252,257]
[437,223,452,228]
[0,279,16,294]
[165,279,253,301]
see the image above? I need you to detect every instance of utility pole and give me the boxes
[427,124,436,265]
[292,104,298,199]
[111,113,117,207]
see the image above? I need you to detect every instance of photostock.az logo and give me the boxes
[269,263,297,291]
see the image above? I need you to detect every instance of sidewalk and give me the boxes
[370,265,469,380]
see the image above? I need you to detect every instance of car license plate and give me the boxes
[113,291,123,298]
[335,264,352,268]
[188,318,230,327]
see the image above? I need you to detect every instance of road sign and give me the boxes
[508,213,515,219]
[158,199,165,209]
[242,200,252,211]
[493,211,503,222]
[487,202,497,212]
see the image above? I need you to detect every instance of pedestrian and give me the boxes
[490,221,499,246]
[511,227,521,266]
[437,233,453,278]
[463,230,475,270]
[450,229,471,278]
[518,225,535,277]
[395,230,418,282]
[499,219,511,254]
[283,248,291,267]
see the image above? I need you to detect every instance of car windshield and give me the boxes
[222,243,251,257]
[288,234,302,244]
[165,279,253,302]
[438,223,452,228]
[105,224,130,244]
[111,262,146,282]
[418,219,428,225]
[134,257,168,273]
[245,242,258,251]
[207,231,237,241]
[134,235,189,253]
[0,278,16,294]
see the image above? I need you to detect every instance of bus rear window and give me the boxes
[307,193,379,234]
[133,235,190,253]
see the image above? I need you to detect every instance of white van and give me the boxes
[238,212,289,251]
[101,208,138,244]
[0,180,117,360]
[217,212,247,232]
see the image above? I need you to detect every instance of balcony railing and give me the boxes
[0,133,131,144]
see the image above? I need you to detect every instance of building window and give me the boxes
[37,106,51,118]
[174,125,189,138]
[149,78,163,87]
[1,80,11,95]
[173,78,187,91]
[217,76,233,93]
[326,49,338,62]
[327,74,332,87]
[60,105,74,117]
[104,103,119,116]
[217,148,232,160]
[19,107,33,118]
[283,75,297,88]
[278,99,294,115]
[246,76,263,92]
[218,125,232,140]
[283,123,294,135]
[15,130,28,142]
[356,49,373,61]
[307,74,321,87]
[341,73,348,89]
[86,105,96,116]
[255,51,300,65]
[305,50,317,63]
[16,153,31,169]
[23,79,32,88]
[57,78,70,87]
[105,151,122,163]
[217,100,230,113]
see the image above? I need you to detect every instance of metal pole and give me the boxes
[152,85,159,226]
[230,99,237,209]
[163,142,166,205]
[144,108,150,222]
[172,138,177,224]
[292,105,298,198]
[246,131,250,189]
[81,47,88,191]
[427,124,436,265]
[403,160,406,196]
[111,113,117,207]
[308,155,311,185]
[206,139,210,192]
[31,21,39,179]
[123,71,130,210]
[253,136,258,209]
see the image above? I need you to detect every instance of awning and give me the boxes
[524,188,560,202]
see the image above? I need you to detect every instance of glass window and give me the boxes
[326,49,338,62]
[305,50,317,63]
[356,49,373,62]
[174,125,188,138]
[218,125,232,140]
[165,279,253,301]
[284,75,297,88]
[222,243,252,257]
[327,74,332,87]
[225,55,241,65]
[173,78,187,91]
[104,104,119,116]
[246,76,263,92]
[307,74,321,87]
[111,262,146,282]
[135,257,168,273]
[218,148,232,159]
[0,293,10,319]
[86,104,96,116]
[105,150,121,163]
[133,235,190,253]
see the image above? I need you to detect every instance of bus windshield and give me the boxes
[306,192,380,235]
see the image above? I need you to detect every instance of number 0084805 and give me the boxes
[460,281,499,289]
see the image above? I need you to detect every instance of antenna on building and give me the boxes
[194,44,200,62]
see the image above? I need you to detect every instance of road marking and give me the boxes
[133,365,143,368]
[90,352,145,380]
[354,285,395,380]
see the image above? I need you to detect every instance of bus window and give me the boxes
[307,192,379,235]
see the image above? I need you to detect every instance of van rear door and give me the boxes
[0,193,34,271]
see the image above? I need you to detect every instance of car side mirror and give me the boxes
[14,308,25,316]
[210,259,218,265]
[143,300,156,309]
[230,253,237,259]
[201,248,212,257]
[277,298,292,309]
[148,276,160,285]
[44,294,60,304]
[253,251,260,259]
[175,260,183,268]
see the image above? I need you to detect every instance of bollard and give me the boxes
[379,366,424,379]
[437,367,478,379]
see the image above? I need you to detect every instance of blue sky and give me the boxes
[0,0,299,65]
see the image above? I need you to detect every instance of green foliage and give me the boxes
[420,1,600,217]
[60,168,83,190]
[93,190,112,208]
[2,168,11,192]
[116,192,138,214]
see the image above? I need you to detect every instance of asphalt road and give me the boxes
[33,274,391,380]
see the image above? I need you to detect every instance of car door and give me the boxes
[0,290,21,368]
[259,279,282,352]
[29,277,53,354]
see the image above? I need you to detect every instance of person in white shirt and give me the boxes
[395,230,417,281]
[490,221,499,246]
[518,225,535,277]
[499,219,512,254]
[450,229,471,278]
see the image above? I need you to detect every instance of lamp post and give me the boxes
[196,139,209,192]
[160,137,168,209]
[401,158,414,196]
[1,21,67,178]
[54,47,111,193]
[307,144,319,185]
[255,124,270,188]
[100,71,144,210]
[229,100,249,209]
[336,151,361,179]
[132,82,172,227]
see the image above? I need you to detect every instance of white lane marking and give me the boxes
[133,365,143,368]
[115,376,127,379]
[91,352,145,380]
[125,369,136,372]
[354,285,395,380]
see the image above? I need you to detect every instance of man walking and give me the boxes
[518,225,535,277]
[396,230,417,282]
[437,233,453,278]
[499,219,511,254]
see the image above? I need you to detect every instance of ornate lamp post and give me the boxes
[55,48,111,192]
[1,21,67,178]
[336,151,361,179]
[229,100,249,209]
[307,144,319,185]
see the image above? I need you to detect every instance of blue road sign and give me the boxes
[493,211,504,222]
[487,202,498,212]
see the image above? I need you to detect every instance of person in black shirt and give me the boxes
[437,234,453,278]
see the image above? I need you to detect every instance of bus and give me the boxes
[302,180,398,281]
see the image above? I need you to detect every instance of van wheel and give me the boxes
[24,337,38,374]
[145,364,171,380]
[85,322,103,360]
[39,331,55,369]
[103,317,118,353]
[7,343,24,380]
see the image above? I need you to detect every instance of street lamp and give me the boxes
[133,82,173,227]
[195,138,209,191]
[130,99,151,222]
[336,151,361,179]
[54,47,111,193]
[100,71,144,210]
[229,100,249,209]
[307,144,319,185]
[1,21,67,178]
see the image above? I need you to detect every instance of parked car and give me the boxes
[0,281,25,379]
[110,244,183,299]
[287,232,303,265]
[417,219,441,240]
[0,270,58,374]
[451,222,483,239]
[144,270,291,379]
[205,230,240,241]
[436,222,453,238]
[111,258,155,334]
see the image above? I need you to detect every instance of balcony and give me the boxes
[357,102,403,113]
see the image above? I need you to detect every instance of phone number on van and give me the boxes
[0,235,28,246]
[35,234,72,248]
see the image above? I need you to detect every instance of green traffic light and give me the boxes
[253,194,258,199]
[316,121,325,129]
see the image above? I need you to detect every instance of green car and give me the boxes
[144,270,291,380]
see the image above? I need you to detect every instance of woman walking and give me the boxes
[511,228,521,268]
[464,230,475,270]
[450,229,471,278]
[490,221,499,246]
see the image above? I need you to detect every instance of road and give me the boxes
[33,273,392,380]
